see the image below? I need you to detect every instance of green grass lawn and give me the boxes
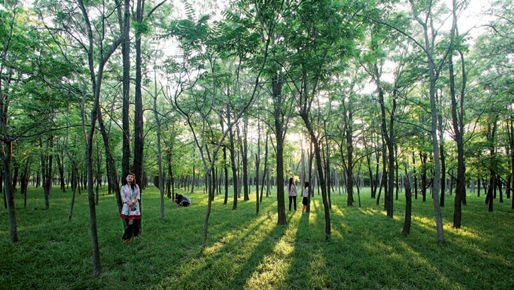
[1,186,513,289]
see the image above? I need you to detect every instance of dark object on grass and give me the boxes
[175,194,191,207]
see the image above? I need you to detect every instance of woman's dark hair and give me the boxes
[289,177,294,191]
[304,182,310,188]
[127,173,137,189]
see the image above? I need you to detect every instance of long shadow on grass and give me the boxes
[325,203,507,289]
[154,200,279,289]
[284,212,312,289]
[231,223,287,288]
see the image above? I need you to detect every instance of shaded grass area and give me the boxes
[1,186,513,289]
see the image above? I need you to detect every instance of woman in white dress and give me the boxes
[288,177,297,211]
[120,173,141,241]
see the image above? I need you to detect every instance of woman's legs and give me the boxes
[293,196,297,211]
[122,219,133,240]
[288,196,292,211]
[132,219,141,237]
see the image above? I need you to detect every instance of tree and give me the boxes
[167,7,272,247]
[280,0,363,239]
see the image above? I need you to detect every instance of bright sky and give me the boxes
[444,0,495,40]
[18,0,496,31]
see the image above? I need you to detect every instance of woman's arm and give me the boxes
[121,186,130,203]
[134,185,141,202]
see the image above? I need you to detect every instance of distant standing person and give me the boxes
[288,177,297,211]
[302,182,310,214]
[120,173,141,242]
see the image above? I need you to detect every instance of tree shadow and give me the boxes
[284,211,312,289]
[323,202,513,289]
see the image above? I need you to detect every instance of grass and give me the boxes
[1,185,513,289]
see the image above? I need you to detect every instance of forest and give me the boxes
[1,0,513,288]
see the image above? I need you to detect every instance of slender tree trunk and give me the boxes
[95,141,101,206]
[356,161,362,207]
[373,134,380,198]
[395,145,399,200]
[201,169,215,249]
[260,133,269,203]
[20,157,30,207]
[255,119,261,214]
[2,141,18,242]
[486,174,495,212]
[228,107,238,209]
[42,136,53,210]
[275,123,287,224]
[421,152,427,202]
[133,0,145,193]
[437,89,446,208]
[403,169,412,236]
[223,147,229,205]
[68,162,78,222]
[377,135,387,206]
[324,121,332,209]
[242,117,249,201]
[366,148,374,198]
[343,100,354,206]
[507,108,514,209]
[272,73,286,225]
[121,0,131,182]
[386,92,396,218]
[505,175,506,199]
[166,148,173,199]
[486,116,498,212]
[412,152,418,199]
[427,60,444,243]
[57,153,66,192]
[306,141,313,213]
[303,117,331,239]
[153,74,165,219]
[97,108,122,213]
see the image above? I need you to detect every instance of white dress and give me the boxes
[120,184,141,220]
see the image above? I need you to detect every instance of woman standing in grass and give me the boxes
[288,177,297,211]
[120,173,141,241]
[302,182,310,214]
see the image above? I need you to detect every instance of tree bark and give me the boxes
[133,0,145,192]
[437,90,446,208]
[153,71,165,219]
[242,117,249,201]
[227,106,238,209]
[260,133,269,203]
[272,72,287,225]
[97,108,122,213]
[255,118,261,214]
[403,170,412,236]
[324,121,332,209]
[121,0,131,182]
[486,115,498,212]
[223,147,228,205]
[68,162,78,222]
[343,98,354,206]
[56,152,65,192]
[2,141,18,242]
[302,116,331,239]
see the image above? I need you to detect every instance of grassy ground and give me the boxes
[1,185,513,289]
